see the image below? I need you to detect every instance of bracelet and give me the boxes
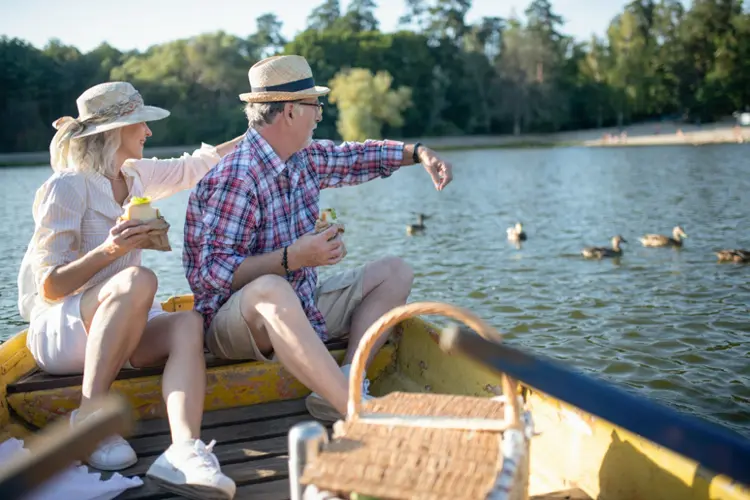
[412,142,422,164]
[282,247,292,277]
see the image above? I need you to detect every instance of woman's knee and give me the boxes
[168,311,205,353]
[110,266,158,303]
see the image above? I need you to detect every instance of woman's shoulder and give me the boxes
[35,169,88,199]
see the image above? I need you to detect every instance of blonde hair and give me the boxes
[49,120,122,177]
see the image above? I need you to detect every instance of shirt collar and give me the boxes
[244,128,287,178]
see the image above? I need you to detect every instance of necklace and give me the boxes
[103,171,125,181]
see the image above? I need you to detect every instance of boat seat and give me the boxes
[7,339,348,394]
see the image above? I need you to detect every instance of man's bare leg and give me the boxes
[344,256,414,366]
[238,275,349,415]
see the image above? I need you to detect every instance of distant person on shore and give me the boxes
[17,82,243,499]
[183,55,453,422]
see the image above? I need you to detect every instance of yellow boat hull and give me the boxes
[1,295,748,499]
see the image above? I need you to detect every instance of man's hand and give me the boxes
[288,225,346,269]
[418,146,453,191]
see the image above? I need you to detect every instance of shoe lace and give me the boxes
[190,439,221,473]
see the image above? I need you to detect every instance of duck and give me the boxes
[715,249,750,263]
[639,226,687,247]
[506,222,527,242]
[582,235,627,259]
[406,213,428,235]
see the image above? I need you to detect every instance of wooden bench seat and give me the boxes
[7,340,348,395]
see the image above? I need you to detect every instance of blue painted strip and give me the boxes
[440,326,750,486]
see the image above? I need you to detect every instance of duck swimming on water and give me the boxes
[639,226,687,247]
[506,222,527,242]
[582,235,627,259]
[715,249,750,263]
[406,214,427,235]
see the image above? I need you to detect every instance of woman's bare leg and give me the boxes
[77,266,157,414]
[129,311,206,444]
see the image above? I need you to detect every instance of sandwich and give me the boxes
[315,208,346,259]
[120,196,172,252]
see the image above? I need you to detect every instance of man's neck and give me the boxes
[256,126,297,162]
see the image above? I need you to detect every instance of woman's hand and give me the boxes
[100,219,153,258]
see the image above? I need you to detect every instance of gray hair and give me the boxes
[244,101,306,129]
[50,124,122,177]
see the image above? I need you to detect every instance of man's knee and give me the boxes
[238,274,298,317]
[379,256,414,291]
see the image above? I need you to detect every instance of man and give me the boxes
[183,54,453,421]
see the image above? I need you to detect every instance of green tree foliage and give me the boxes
[328,68,412,141]
[1,0,749,152]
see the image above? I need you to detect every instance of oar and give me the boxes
[0,394,134,500]
[439,325,750,487]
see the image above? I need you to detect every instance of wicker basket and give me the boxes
[298,302,532,500]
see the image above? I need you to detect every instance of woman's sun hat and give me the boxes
[53,81,170,138]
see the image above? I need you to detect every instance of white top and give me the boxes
[17,144,221,323]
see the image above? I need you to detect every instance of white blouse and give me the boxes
[17,144,221,324]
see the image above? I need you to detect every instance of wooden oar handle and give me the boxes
[346,302,521,428]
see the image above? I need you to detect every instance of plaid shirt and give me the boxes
[183,128,404,339]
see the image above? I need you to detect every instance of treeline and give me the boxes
[1,0,749,151]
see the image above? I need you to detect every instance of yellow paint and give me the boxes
[386,317,750,500]
[7,345,396,429]
[0,330,38,435]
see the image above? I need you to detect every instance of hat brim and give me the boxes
[74,106,171,139]
[238,86,331,103]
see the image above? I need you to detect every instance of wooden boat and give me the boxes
[1,294,749,500]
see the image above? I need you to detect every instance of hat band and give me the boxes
[251,77,315,93]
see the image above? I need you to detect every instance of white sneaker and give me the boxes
[305,364,374,422]
[70,409,137,471]
[146,439,236,500]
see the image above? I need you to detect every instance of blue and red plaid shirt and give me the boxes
[183,128,405,340]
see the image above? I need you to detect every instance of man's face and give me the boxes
[290,99,322,148]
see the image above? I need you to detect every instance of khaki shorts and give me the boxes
[206,266,366,361]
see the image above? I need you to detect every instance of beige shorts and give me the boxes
[206,266,366,361]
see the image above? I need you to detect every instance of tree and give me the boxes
[252,13,286,57]
[342,0,379,32]
[307,0,341,31]
[328,68,412,141]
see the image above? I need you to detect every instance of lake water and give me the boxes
[1,144,749,436]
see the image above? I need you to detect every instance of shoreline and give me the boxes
[1,123,746,167]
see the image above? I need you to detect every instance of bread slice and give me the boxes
[122,196,158,221]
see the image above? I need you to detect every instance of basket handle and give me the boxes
[347,301,521,429]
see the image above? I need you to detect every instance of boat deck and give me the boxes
[97,397,590,500]
[109,398,311,500]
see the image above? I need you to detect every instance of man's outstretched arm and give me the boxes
[311,139,453,191]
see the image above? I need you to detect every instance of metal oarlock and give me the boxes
[288,421,329,500]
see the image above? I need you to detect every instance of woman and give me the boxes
[17,81,243,500]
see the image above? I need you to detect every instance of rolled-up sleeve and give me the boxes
[31,175,85,302]
[124,143,222,201]
[308,139,404,189]
[197,177,257,295]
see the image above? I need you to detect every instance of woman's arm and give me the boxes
[32,176,151,301]
[215,134,245,157]
[124,134,245,201]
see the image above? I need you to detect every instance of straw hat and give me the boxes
[52,82,170,139]
[239,55,330,103]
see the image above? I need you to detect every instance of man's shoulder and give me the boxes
[199,145,264,189]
